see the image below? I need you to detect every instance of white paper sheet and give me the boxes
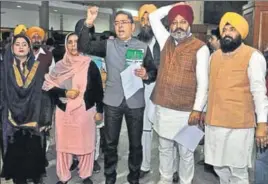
[120,63,144,100]
[173,125,204,152]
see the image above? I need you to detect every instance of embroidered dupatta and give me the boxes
[1,45,46,127]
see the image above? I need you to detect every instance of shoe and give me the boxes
[70,159,79,171]
[173,171,179,183]
[83,177,93,184]
[93,160,101,173]
[139,170,150,179]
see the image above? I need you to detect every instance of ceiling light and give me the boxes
[17,5,21,8]
[54,9,58,12]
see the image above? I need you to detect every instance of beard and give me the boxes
[138,25,154,43]
[220,35,242,53]
[32,41,42,50]
[170,27,190,42]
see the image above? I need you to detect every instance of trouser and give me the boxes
[56,152,94,182]
[255,148,268,184]
[158,136,194,184]
[141,130,153,171]
[214,166,249,184]
[141,83,155,172]
[103,101,144,184]
[95,128,101,161]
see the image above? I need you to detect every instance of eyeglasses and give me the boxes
[114,20,132,27]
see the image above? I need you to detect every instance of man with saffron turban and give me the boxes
[204,12,268,184]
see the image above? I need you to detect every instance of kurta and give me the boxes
[205,50,268,168]
[55,105,96,155]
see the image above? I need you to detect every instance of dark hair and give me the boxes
[211,27,220,40]
[115,10,134,23]
[100,31,116,40]
[12,34,31,47]
[46,38,54,46]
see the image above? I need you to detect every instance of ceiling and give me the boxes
[1,1,249,24]
[69,1,175,10]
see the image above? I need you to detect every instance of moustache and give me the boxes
[223,36,233,42]
[32,42,42,49]
[172,28,186,34]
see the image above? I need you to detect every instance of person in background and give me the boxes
[205,12,268,184]
[208,27,221,53]
[52,32,66,63]
[76,6,157,184]
[255,45,268,184]
[43,32,103,184]
[149,2,210,184]
[26,26,55,73]
[1,34,52,184]
[45,38,55,52]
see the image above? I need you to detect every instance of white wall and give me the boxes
[1,8,110,32]
[1,8,39,27]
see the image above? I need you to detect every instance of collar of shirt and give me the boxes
[35,47,46,60]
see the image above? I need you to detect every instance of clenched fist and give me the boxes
[66,89,80,99]
[86,6,99,26]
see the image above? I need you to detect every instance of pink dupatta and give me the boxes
[42,32,91,112]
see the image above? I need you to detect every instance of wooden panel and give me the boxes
[258,10,268,51]
[243,10,254,46]
[192,24,208,42]
[243,1,268,50]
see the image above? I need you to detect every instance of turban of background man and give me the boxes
[219,12,249,40]
[26,26,45,40]
[138,4,157,21]
[14,24,27,36]
[168,5,194,25]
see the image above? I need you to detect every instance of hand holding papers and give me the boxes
[173,125,204,152]
[120,63,144,100]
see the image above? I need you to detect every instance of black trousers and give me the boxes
[104,100,144,184]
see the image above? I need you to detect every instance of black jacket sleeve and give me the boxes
[90,62,104,113]
[47,87,66,98]
[77,22,107,58]
[143,47,158,84]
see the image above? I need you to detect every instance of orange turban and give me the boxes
[219,12,249,39]
[138,4,157,21]
[26,26,45,40]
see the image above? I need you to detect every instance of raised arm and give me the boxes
[76,6,107,57]
[149,5,172,50]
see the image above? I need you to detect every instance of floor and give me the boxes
[1,121,219,184]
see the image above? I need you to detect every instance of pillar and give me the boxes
[60,14,63,33]
[109,8,117,32]
[39,1,49,32]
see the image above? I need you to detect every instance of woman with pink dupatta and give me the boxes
[42,32,103,184]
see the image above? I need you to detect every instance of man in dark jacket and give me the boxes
[76,6,157,184]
